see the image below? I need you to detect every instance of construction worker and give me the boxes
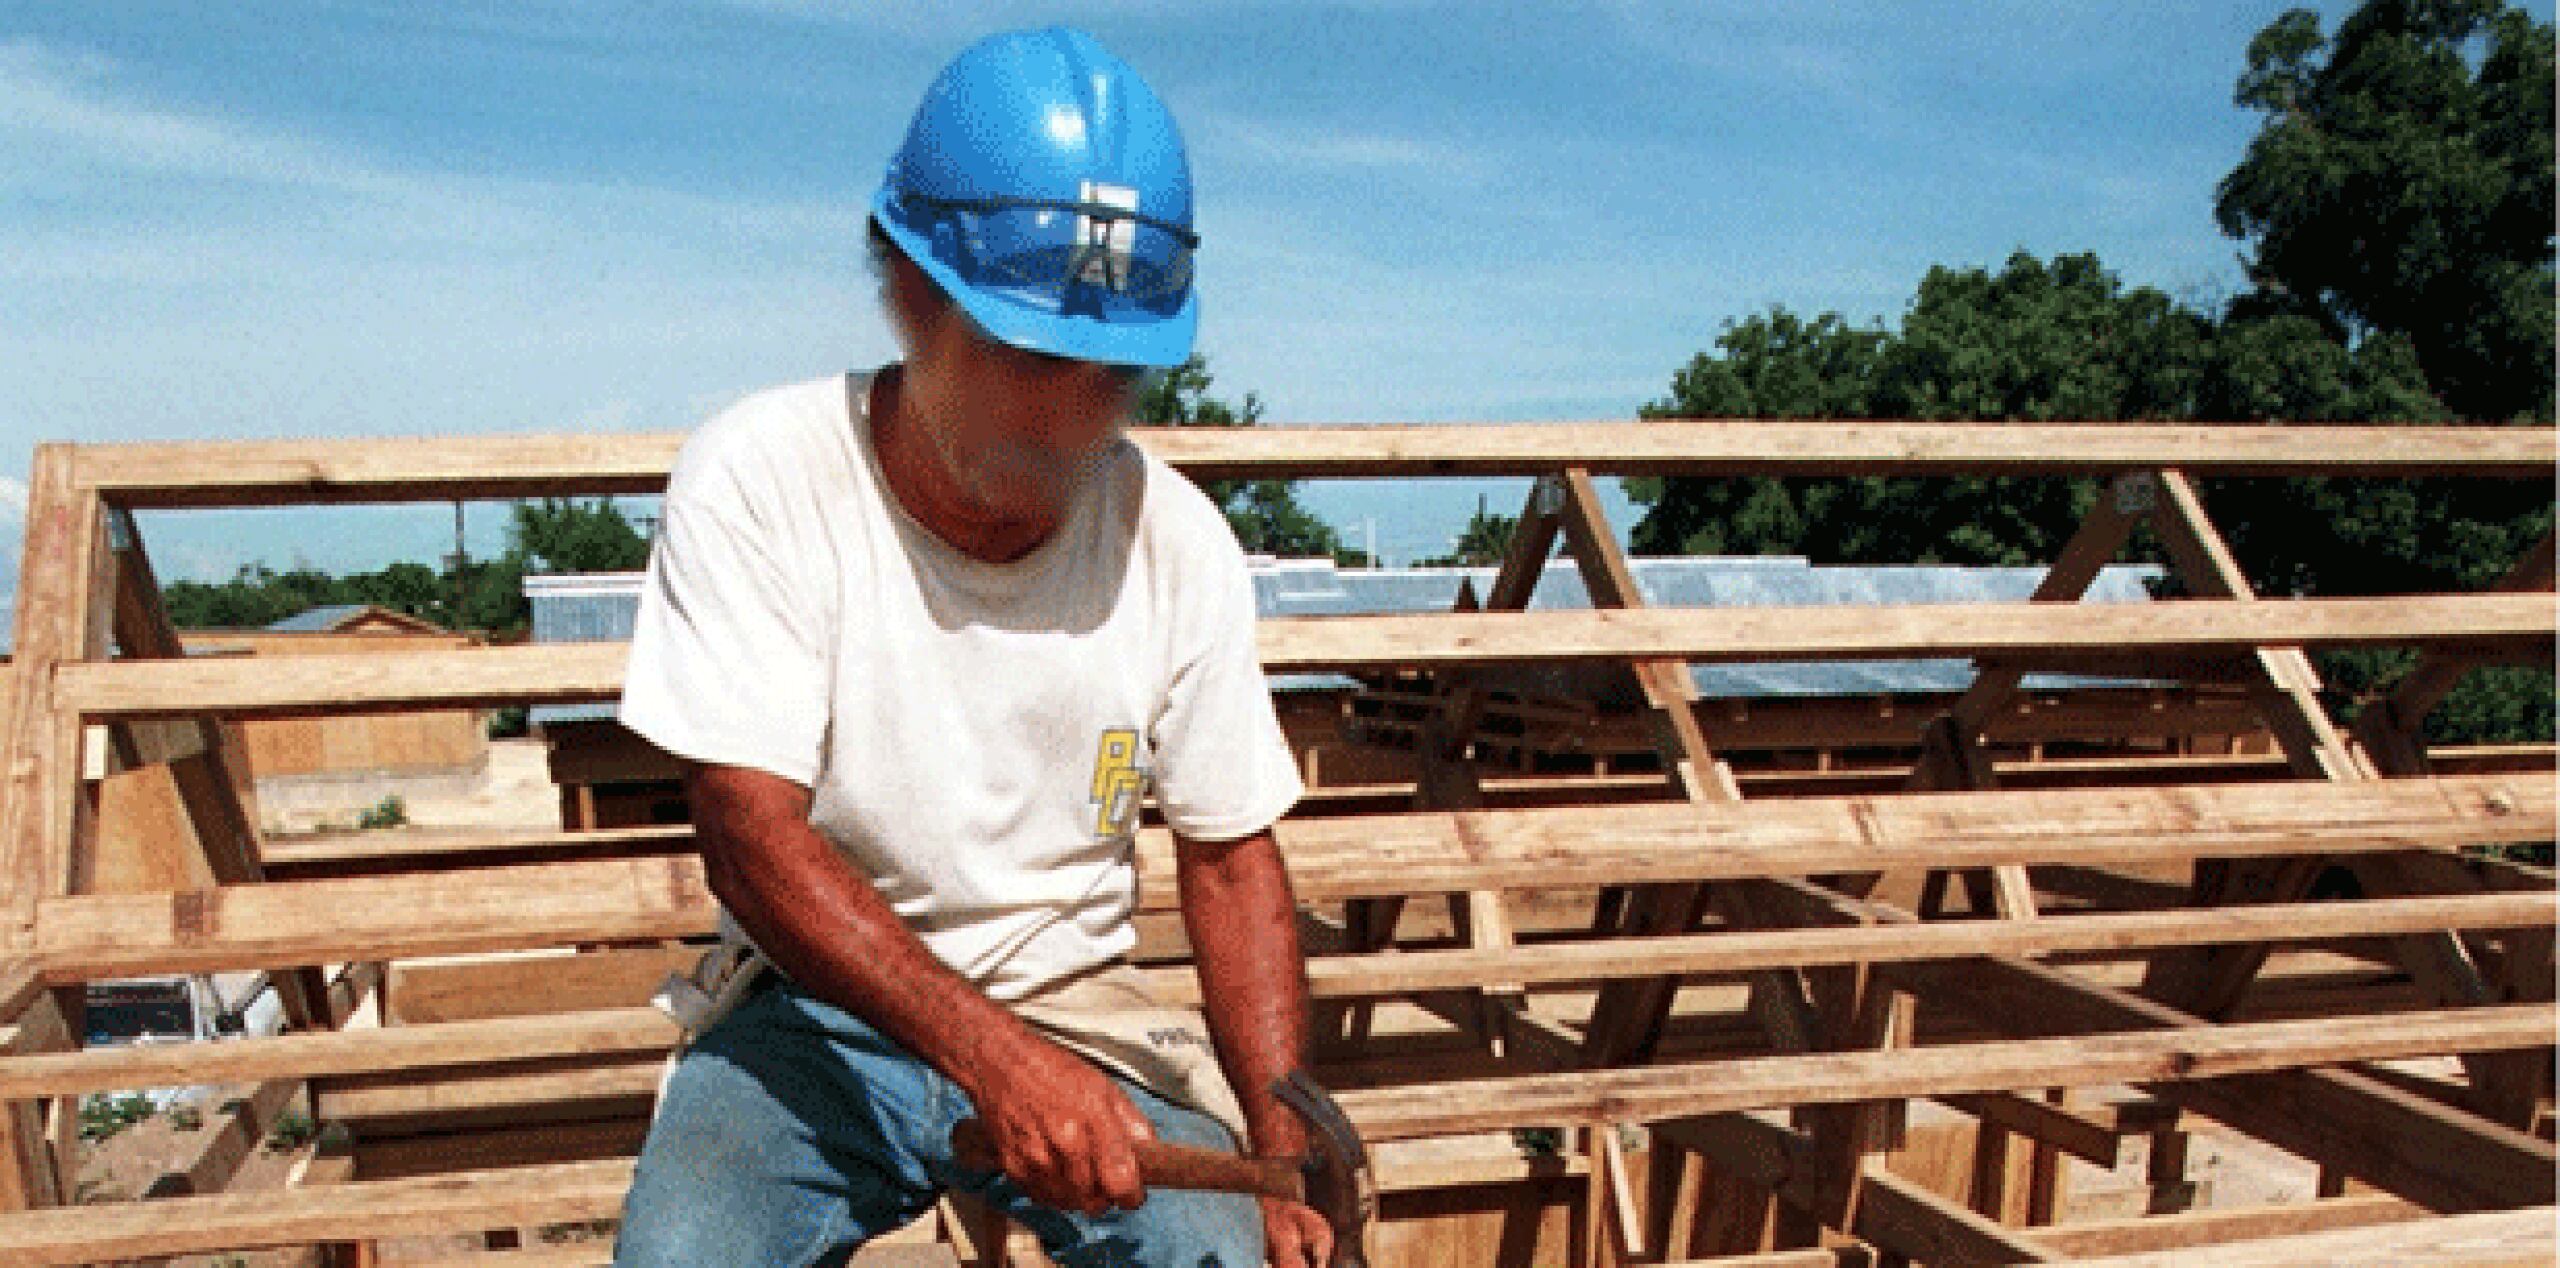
[609,26,1331,1267]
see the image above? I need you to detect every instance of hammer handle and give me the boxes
[950,1118,1305,1203]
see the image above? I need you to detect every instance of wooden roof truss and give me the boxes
[0,420,2552,1264]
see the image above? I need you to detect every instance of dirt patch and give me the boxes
[257,737,560,836]
[77,1084,324,1267]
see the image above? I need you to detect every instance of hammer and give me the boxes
[951,1069,1375,1266]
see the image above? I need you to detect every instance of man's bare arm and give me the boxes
[1173,826,1311,1155]
[685,761,1152,1213]
[1176,827,1334,1262]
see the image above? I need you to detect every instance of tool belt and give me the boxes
[650,930,1247,1143]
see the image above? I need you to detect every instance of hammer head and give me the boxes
[1271,1070,1376,1268]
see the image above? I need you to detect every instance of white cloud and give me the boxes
[0,39,377,192]
[0,36,883,464]
[710,0,1448,28]
[0,36,856,254]
[0,476,25,523]
[1198,109,1497,184]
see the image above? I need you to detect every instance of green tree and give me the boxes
[2198,0,2555,716]
[449,498,651,636]
[1624,311,1889,557]
[162,563,342,630]
[2216,0,2555,421]
[340,561,451,622]
[1626,251,2550,745]
[1630,252,2214,566]
[1421,495,1519,567]
[507,498,650,575]
[1136,356,1346,559]
[158,498,650,639]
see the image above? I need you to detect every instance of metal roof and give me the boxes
[263,604,370,632]
[527,556,2161,723]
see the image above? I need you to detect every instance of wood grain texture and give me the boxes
[67,421,2558,508]
[0,1157,633,1264]
[12,891,2543,1100]
[51,594,2557,718]
[1328,1005,2552,1140]
[22,773,2547,978]
[2057,1205,2551,1267]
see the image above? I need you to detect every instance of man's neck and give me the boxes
[867,367,1061,565]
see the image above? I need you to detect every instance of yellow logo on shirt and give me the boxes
[1090,728,1147,841]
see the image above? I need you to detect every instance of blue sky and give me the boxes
[4,1,2545,624]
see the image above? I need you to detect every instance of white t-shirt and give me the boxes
[621,372,1304,1002]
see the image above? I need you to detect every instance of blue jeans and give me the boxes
[613,977,1263,1266]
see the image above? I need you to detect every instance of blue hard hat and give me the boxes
[873,27,1198,369]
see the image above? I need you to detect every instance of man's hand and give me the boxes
[960,1031,1157,1216]
[1262,1194,1335,1266]
[687,762,1156,1215]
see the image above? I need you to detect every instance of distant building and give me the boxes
[256,604,447,636]
[95,604,493,875]
[179,606,487,781]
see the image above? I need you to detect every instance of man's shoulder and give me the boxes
[1129,444,1248,568]
[671,375,857,501]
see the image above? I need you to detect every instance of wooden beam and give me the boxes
[1853,1168,2056,1264]
[1943,472,2157,739]
[0,1007,674,1100]
[103,508,333,1030]
[26,775,2550,978]
[60,641,630,719]
[2135,470,2527,1107]
[1327,1005,2551,1141]
[1903,477,2159,944]
[38,856,719,978]
[0,1140,1698,1268]
[15,891,2538,1101]
[1891,956,2556,1212]
[380,1245,616,1268]
[1934,1093,2123,1168]
[1552,464,1749,1070]
[2027,1192,2421,1257]
[386,944,699,1025]
[2145,469,2360,781]
[1440,472,1566,653]
[1,449,103,948]
[52,594,2559,719]
[68,421,2557,508]
[2384,539,2559,715]
[2355,526,2558,769]
[261,823,692,870]
[1661,1112,2049,1263]
[0,1157,634,1265]
[0,449,107,1215]
[1348,471,1571,1059]
[316,1053,661,1122]
[1789,979,1916,1236]
[147,1077,303,1199]
[2057,1205,2550,1267]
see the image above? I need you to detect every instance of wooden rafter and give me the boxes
[99,507,336,1030]
[2126,468,2545,1129]
[22,773,2543,979]
[4,424,2551,1261]
[50,593,2554,719]
[1891,955,2556,1213]
[2354,526,2557,774]
[65,421,2556,508]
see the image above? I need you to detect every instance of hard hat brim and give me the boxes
[872,189,1198,370]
